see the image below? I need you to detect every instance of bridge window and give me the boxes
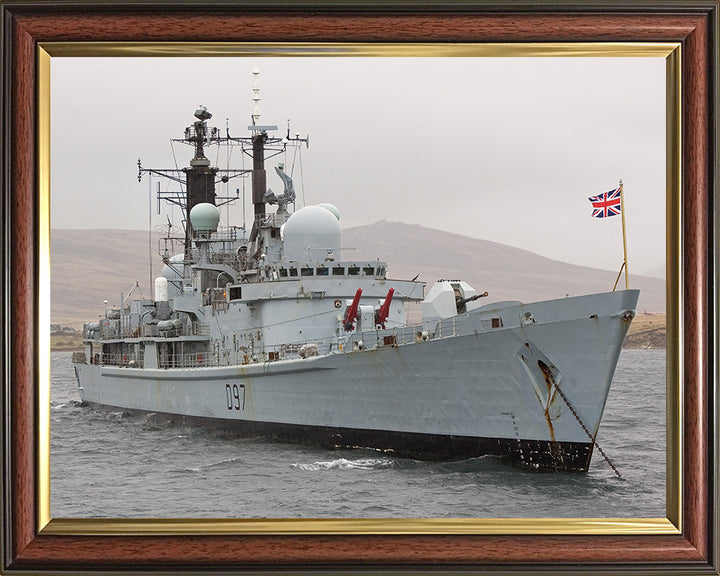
[348,266,360,276]
[317,267,329,276]
[332,266,345,276]
[301,267,314,276]
[289,268,298,277]
[279,268,288,278]
[363,266,374,276]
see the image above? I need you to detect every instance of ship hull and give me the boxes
[74,289,639,471]
[84,407,594,471]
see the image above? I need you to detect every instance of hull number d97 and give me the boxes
[225,383,245,411]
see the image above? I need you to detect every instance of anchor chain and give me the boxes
[553,383,623,479]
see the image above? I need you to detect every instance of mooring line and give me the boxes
[554,383,623,479]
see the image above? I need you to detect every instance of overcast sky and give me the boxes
[50,56,666,275]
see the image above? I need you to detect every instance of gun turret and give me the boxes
[455,291,489,313]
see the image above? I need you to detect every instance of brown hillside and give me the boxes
[343,221,665,314]
[51,224,665,328]
[51,229,165,327]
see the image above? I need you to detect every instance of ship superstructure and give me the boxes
[73,73,638,472]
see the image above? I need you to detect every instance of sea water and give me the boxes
[50,349,665,518]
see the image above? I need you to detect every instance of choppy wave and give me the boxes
[183,456,246,473]
[291,457,395,471]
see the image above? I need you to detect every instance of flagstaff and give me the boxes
[588,180,629,291]
[619,179,629,289]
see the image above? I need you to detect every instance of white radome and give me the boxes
[317,203,340,221]
[189,202,220,234]
[282,205,342,262]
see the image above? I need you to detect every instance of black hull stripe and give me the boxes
[89,403,594,473]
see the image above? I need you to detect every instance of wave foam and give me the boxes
[291,458,394,472]
[185,456,246,473]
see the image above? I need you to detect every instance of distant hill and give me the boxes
[51,229,166,327]
[641,263,666,280]
[343,221,665,313]
[51,223,665,327]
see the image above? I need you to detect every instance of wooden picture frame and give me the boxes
[2,1,717,573]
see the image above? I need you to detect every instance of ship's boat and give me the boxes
[72,80,638,472]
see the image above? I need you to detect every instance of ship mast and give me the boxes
[184,106,218,258]
[244,69,309,241]
[250,68,268,241]
[137,69,308,264]
[137,107,247,262]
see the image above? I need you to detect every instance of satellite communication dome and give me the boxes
[189,203,220,234]
[317,203,340,221]
[283,205,342,262]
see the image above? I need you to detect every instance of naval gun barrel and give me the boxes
[455,291,489,312]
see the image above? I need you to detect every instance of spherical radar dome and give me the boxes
[189,203,220,234]
[317,203,340,221]
[283,205,342,262]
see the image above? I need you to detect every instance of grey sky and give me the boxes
[51,56,666,274]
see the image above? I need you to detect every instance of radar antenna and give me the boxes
[251,68,261,127]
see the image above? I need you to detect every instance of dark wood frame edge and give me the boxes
[2,2,717,573]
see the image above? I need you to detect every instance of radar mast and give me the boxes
[137,69,308,264]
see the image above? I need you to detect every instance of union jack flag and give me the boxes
[589,187,622,218]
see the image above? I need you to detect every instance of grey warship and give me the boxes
[72,74,639,472]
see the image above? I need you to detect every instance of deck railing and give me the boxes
[85,315,481,369]
[94,352,143,368]
[258,316,465,363]
[158,352,214,369]
[94,350,215,369]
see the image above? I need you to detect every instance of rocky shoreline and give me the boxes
[50,328,84,352]
[621,314,666,349]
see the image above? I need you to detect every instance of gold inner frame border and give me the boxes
[37,41,682,537]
